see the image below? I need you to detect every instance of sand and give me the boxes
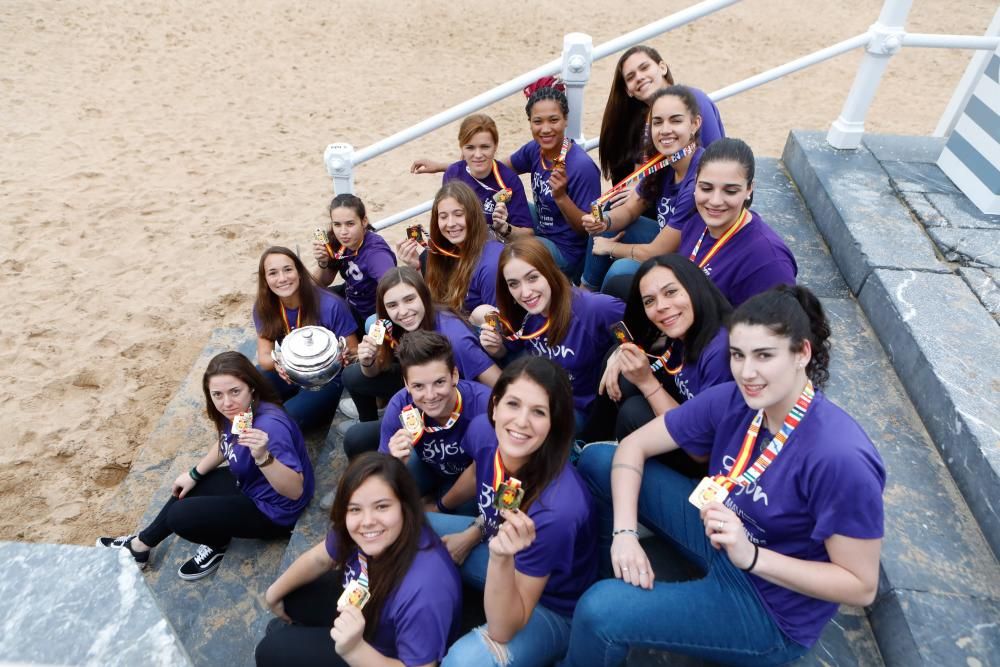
[2,0,995,544]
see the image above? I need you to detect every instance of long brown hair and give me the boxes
[599,45,675,182]
[255,246,323,341]
[425,181,489,313]
[329,453,428,641]
[495,238,573,347]
[201,351,282,435]
[373,267,437,368]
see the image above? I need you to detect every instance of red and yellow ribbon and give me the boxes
[280,303,301,335]
[688,209,751,270]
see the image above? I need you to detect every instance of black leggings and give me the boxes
[255,572,350,667]
[137,469,291,550]
[342,361,403,422]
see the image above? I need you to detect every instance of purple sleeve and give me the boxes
[442,161,462,184]
[366,245,398,284]
[665,187,697,232]
[324,529,338,560]
[258,411,304,474]
[506,173,534,229]
[391,571,456,665]
[252,305,263,335]
[664,383,735,457]
[808,435,886,542]
[378,390,409,453]
[691,87,725,147]
[462,414,493,460]
[513,504,574,578]
[729,257,797,307]
[566,151,601,212]
[509,142,534,175]
[696,331,733,389]
[320,292,359,338]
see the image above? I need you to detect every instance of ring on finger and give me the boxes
[622,566,630,572]
[715,520,726,531]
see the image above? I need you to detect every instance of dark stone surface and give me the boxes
[862,134,946,164]
[927,227,1000,268]
[781,131,946,295]
[858,269,1000,560]
[898,191,949,228]
[881,161,960,195]
[960,266,1000,319]
[925,192,1000,229]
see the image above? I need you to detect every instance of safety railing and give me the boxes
[324,0,1000,230]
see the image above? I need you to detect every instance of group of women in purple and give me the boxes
[96,43,885,667]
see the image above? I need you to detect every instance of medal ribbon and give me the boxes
[715,381,815,491]
[333,234,365,261]
[279,303,301,336]
[540,138,572,171]
[496,313,550,341]
[356,552,369,589]
[491,448,507,492]
[647,340,683,376]
[593,142,697,208]
[688,209,751,270]
[428,237,461,258]
[405,389,464,444]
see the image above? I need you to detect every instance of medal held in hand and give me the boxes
[399,405,424,443]
[609,321,634,345]
[231,410,253,435]
[590,202,605,227]
[406,225,427,246]
[484,310,501,331]
[688,476,728,510]
[338,579,371,610]
[492,188,513,204]
[493,477,525,511]
[314,228,335,259]
[370,319,388,345]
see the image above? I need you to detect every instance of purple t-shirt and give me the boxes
[443,160,533,230]
[464,414,597,617]
[253,287,358,343]
[691,86,725,149]
[379,379,491,477]
[650,147,703,232]
[669,327,733,401]
[507,290,624,413]
[510,140,600,267]
[334,230,397,319]
[324,526,461,665]
[664,382,885,647]
[433,311,495,382]
[465,239,504,311]
[678,210,797,307]
[218,402,314,527]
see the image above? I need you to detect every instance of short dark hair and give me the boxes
[397,330,455,379]
[697,137,756,208]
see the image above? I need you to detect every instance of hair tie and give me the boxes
[523,76,565,98]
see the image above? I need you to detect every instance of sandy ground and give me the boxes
[1,0,995,544]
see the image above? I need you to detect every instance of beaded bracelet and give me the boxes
[612,528,639,538]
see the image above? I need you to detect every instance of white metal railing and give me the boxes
[325,0,1000,230]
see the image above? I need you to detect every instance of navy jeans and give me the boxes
[563,444,809,667]
[260,368,342,432]
[580,215,659,291]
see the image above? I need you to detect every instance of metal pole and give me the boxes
[827,0,914,149]
[324,143,355,194]
[562,33,593,144]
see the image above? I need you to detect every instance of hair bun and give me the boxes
[523,76,565,98]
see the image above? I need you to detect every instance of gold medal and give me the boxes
[337,579,371,610]
[590,202,604,225]
[484,311,501,331]
[688,476,729,510]
[493,477,525,511]
[610,321,634,345]
[399,406,424,439]
[406,225,426,246]
[370,319,387,345]
[231,410,253,435]
[493,188,513,204]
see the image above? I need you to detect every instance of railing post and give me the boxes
[562,32,593,144]
[827,0,912,149]
[324,143,355,194]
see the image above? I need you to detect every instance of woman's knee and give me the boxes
[443,626,510,667]
[577,443,615,498]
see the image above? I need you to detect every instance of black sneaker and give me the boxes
[177,544,227,580]
[96,534,150,569]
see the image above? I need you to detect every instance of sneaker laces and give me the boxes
[192,544,215,565]
[111,535,134,548]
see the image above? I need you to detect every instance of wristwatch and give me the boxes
[256,452,275,468]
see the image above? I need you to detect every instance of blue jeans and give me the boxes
[536,236,583,285]
[581,216,658,290]
[260,368,342,432]
[427,513,574,667]
[563,444,809,666]
[408,457,478,516]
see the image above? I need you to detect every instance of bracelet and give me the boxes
[612,528,639,538]
[436,496,452,514]
[255,452,275,468]
[630,245,636,260]
[603,209,613,232]
[611,243,618,259]
[468,517,487,543]
[642,384,664,400]
[189,466,204,482]
[742,543,760,572]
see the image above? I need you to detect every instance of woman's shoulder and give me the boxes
[361,229,393,252]
[254,402,298,433]
[479,239,505,263]
[532,463,592,525]
[396,528,461,599]
[443,160,466,180]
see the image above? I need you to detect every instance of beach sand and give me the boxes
[2,0,994,544]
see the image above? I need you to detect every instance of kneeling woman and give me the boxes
[430,357,597,667]
[256,453,461,667]
[567,286,885,666]
[254,246,359,431]
[97,351,314,581]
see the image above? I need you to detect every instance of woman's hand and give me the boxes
[617,343,656,390]
[599,350,624,402]
[387,429,413,463]
[610,532,655,590]
[395,238,423,270]
[581,212,606,236]
[410,158,446,174]
[548,167,568,199]
[264,585,292,623]
[592,232,625,257]
[331,603,366,658]
[172,471,198,499]
[312,239,332,265]
[488,509,536,558]
[442,528,480,566]
[492,201,508,226]
[274,361,294,385]
[479,325,506,358]
[608,188,634,210]
[357,335,378,367]
[701,502,756,569]
[236,428,270,463]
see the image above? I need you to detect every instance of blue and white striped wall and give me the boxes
[938,47,1000,214]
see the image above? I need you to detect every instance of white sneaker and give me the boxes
[338,399,359,420]
[336,419,359,436]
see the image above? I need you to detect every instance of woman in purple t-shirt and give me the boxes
[98,352,314,582]
[256,453,460,667]
[410,113,534,240]
[567,286,885,665]
[427,357,597,667]
[312,193,397,329]
[599,254,733,453]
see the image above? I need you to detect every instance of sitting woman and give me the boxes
[583,86,706,291]
[677,137,797,307]
[600,254,733,445]
[567,286,885,666]
[256,453,461,667]
[429,357,597,667]
[254,246,359,431]
[378,330,490,516]
[312,193,397,331]
[98,351,314,581]
[506,78,601,282]
[342,267,501,454]
[480,237,623,431]
[410,113,534,241]
[397,181,505,323]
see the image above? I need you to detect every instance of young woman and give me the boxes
[98,351,314,581]
[582,86,706,291]
[480,237,624,429]
[255,453,461,667]
[600,254,733,442]
[379,331,489,516]
[428,357,597,667]
[342,268,501,454]
[599,45,724,186]
[312,193,397,329]
[507,78,601,281]
[254,246,359,431]
[411,113,533,241]
[677,137,797,307]
[567,286,886,666]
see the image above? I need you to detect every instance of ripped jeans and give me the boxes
[428,512,574,667]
